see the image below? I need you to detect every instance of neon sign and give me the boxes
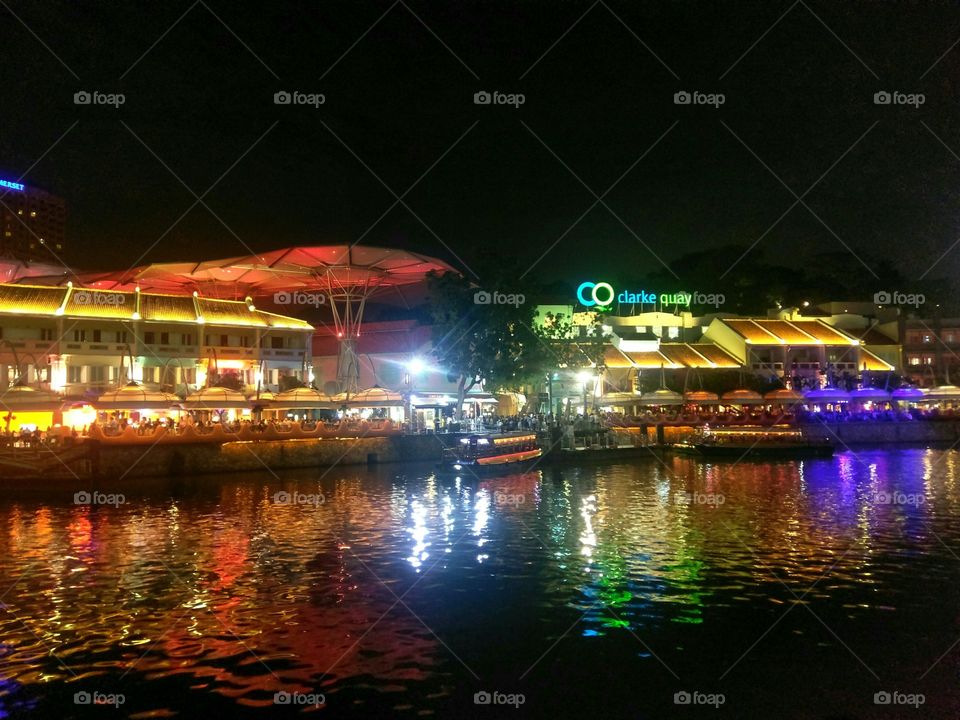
[577,281,696,307]
[576,281,615,307]
[0,179,24,191]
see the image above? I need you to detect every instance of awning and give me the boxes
[184,386,250,410]
[720,388,764,405]
[95,382,182,410]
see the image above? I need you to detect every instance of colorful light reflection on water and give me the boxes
[1,449,960,717]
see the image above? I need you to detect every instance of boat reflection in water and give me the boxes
[0,449,958,717]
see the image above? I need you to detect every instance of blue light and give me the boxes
[0,179,24,191]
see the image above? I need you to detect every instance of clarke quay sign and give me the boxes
[576,281,693,308]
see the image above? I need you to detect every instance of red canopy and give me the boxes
[50,246,457,299]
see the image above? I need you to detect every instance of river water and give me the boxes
[1,448,960,718]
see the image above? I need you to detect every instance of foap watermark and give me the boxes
[474,690,525,708]
[873,491,925,507]
[273,490,325,507]
[74,90,125,108]
[274,691,325,707]
[74,690,125,708]
[674,90,725,108]
[675,491,725,507]
[74,490,125,507]
[674,690,725,707]
[474,90,525,108]
[74,290,125,306]
[874,690,925,708]
[274,90,325,107]
[494,491,525,506]
[874,290,924,308]
[874,91,924,108]
[691,291,725,308]
[474,290,525,307]
[273,290,326,307]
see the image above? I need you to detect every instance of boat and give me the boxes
[437,432,542,474]
[672,425,834,458]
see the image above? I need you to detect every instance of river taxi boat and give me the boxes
[437,432,542,474]
[672,425,834,459]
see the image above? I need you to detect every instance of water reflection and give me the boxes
[1,450,960,716]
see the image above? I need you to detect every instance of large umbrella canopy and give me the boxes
[184,386,250,410]
[848,387,892,402]
[95,382,182,410]
[720,389,764,405]
[639,388,684,406]
[891,387,925,401]
[62,246,458,299]
[923,385,960,401]
[764,388,803,404]
[269,386,338,409]
[0,385,61,412]
[684,390,720,405]
[346,386,404,407]
[598,391,642,406]
[0,258,71,284]
[249,389,276,404]
[804,387,851,403]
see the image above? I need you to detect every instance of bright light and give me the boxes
[407,357,426,374]
[576,370,592,384]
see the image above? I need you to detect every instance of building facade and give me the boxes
[901,317,960,385]
[0,283,313,398]
[0,179,66,262]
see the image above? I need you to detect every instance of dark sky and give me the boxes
[2,0,960,290]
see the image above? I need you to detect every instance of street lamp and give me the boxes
[576,369,592,415]
[404,356,425,430]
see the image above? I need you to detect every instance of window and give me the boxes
[923,334,933,343]
[923,355,936,365]
[183,367,195,384]
[181,333,193,346]
[40,328,54,341]
[160,332,169,345]
[144,332,155,344]
[220,334,229,346]
[92,329,101,343]
[908,355,921,366]
[116,330,128,343]
[271,336,284,349]
[68,365,83,383]
[142,367,156,383]
[667,327,679,339]
[240,335,250,347]
[73,329,86,342]
[89,366,106,382]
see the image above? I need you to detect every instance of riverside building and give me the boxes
[0,283,313,398]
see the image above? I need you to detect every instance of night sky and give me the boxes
[2,1,960,292]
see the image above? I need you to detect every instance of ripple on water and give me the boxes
[1,451,960,716]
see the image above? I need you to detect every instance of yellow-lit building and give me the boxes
[0,282,314,398]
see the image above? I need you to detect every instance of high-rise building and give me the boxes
[0,177,66,262]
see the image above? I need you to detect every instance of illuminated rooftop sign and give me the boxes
[0,179,25,191]
[577,281,691,307]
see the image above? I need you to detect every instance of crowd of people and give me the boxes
[7,402,960,452]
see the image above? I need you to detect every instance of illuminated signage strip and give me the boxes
[0,179,25,191]
[577,281,691,307]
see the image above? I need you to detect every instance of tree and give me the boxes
[425,266,539,418]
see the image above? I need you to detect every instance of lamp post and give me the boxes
[404,356,425,431]
[576,369,592,415]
